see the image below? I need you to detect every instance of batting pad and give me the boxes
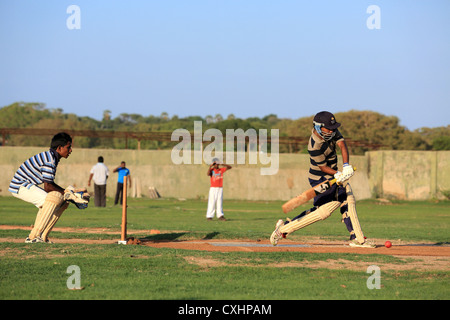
[279,201,341,234]
[345,183,365,244]
[41,202,69,241]
[29,192,65,239]
[29,208,43,239]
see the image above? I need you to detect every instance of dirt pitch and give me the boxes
[2,225,449,271]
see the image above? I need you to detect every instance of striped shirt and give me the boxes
[308,129,344,181]
[9,149,60,194]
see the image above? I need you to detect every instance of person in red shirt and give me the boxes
[206,158,232,221]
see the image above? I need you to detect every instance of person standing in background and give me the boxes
[88,156,109,207]
[113,161,131,205]
[206,158,232,221]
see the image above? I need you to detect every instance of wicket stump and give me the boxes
[118,176,128,245]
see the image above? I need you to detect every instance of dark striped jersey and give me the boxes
[308,129,344,181]
[9,149,60,194]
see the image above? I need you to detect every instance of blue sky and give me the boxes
[1,0,449,130]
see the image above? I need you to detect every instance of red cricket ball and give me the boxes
[385,241,392,248]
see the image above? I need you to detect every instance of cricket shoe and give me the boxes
[25,236,44,243]
[349,239,376,248]
[270,219,284,246]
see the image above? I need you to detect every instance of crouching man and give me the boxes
[9,132,90,243]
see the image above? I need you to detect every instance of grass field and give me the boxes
[0,196,449,302]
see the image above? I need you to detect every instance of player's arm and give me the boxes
[337,139,354,180]
[337,139,349,164]
[207,164,214,176]
[44,181,65,195]
[221,164,232,170]
[88,173,93,186]
[318,165,337,176]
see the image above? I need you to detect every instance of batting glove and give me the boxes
[342,163,354,181]
[334,171,345,184]
[64,186,90,209]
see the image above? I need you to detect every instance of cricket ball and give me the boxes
[385,241,392,248]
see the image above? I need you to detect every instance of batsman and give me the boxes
[8,132,90,243]
[270,111,375,248]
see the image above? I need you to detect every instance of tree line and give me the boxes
[1,102,449,155]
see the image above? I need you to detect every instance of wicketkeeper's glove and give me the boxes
[64,186,90,209]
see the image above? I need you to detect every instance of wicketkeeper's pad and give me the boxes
[41,201,69,241]
[64,186,90,209]
[29,191,65,239]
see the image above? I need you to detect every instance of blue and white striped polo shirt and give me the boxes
[9,149,59,194]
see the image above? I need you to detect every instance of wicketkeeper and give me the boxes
[9,132,90,243]
[270,111,374,248]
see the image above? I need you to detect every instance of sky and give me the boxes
[0,0,449,131]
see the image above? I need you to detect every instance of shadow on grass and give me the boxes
[140,232,188,242]
[139,231,221,242]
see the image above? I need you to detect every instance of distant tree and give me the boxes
[214,114,223,123]
[2,101,448,152]
[0,102,52,128]
[432,136,450,150]
[205,115,214,124]
[263,114,279,126]
[160,112,169,121]
[103,110,111,121]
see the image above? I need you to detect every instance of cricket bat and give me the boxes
[282,167,356,214]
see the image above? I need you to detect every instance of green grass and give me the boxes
[0,196,449,300]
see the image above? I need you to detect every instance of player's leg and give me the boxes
[206,187,217,219]
[216,188,225,219]
[100,184,107,207]
[28,192,65,242]
[345,183,375,248]
[12,185,47,242]
[12,185,47,208]
[27,208,43,241]
[94,183,101,207]
[279,201,340,234]
[336,185,356,240]
[291,206,317,221]
[41,202,69,242]
[314,183,361,242]
[114,183,122,205]
[118,183,124,205]
[345,183,364,243]
[271,181,338,246]
[270,202,340,246]
[341,209,356,240]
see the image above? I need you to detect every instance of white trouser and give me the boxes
[206,187,224,218]
[11,185,47,208]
